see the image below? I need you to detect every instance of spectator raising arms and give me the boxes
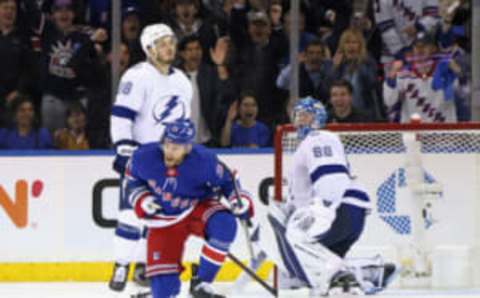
[384,33,458,123]
[220,91,270,148]
[331,28,384,120]
[0,96,52,149]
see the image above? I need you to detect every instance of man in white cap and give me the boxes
[109,23,192,292]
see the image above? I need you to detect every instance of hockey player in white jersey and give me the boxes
[373,0,440,65]
[109,23,193,292]
[268,97,396,296]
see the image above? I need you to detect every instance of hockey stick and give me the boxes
[227,252,278,297]
[217,160,255,260]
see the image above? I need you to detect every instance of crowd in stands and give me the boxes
[0,0,472,150]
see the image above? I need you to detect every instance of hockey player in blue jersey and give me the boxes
[109,22,193,291]
[268,97,396,296]
[126,118,254,298]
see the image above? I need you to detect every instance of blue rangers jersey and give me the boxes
[125,143,238,227]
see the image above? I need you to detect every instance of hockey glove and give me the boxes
[134,195,161,218]
[227,190,254,220]
[287,199,335,242]
[113,140,139,175]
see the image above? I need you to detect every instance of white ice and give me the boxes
[0,282,480,298]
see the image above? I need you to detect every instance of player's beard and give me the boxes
[165,156,183,167]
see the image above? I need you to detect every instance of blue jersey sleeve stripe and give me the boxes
[310,164,349,184]
[344,189,370,202]
[111,105,137,121]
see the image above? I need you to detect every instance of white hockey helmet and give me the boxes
[140,23,175,55]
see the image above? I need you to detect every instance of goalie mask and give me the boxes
[292,97,327,140]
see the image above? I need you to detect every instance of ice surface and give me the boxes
[0,282,479,298]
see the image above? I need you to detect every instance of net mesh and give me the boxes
[281,129,480,155]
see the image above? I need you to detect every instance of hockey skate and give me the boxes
[109,262,129,291]
[133,262,150,287]
[190,264,225,298]
[346,259,398,295]
[364,262,397,293]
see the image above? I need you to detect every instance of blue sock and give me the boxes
[150,274,181,298]
[198,211,237,282]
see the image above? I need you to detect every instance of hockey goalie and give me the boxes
[268,97,397,296]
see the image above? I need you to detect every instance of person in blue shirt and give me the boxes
[0,96,53,149]
[220,91,271,148]
[126,119,254,298]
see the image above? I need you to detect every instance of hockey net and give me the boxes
[274,123,480,288]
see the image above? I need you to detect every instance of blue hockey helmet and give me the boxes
[161,118,196,145]
[292,96,327,140]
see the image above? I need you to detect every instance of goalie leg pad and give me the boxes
[267,213,311,285]
[285,229,344,294]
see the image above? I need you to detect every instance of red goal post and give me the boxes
[274,122,480,202]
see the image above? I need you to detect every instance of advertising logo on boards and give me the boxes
[0,180,44,228]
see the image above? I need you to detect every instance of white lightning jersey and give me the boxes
[287,131,351,210]
[374,0,439,62]
[111,62,193,145]
[384,70,457,123]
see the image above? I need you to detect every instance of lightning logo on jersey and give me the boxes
[153,95,187,124]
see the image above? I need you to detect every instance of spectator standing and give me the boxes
[121,4,144,65]
[220,91,270,148]
[277,39,333,104]
[167,0,222,61]
[330,28,384,120]
[384,33,458,123]
[372,0,440,67]
[30,0,101,132]
[327,80,378,123]
[229,9,287,126]
[178,34,236,146]
[0,96,53,149]
[0,0,38,126]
